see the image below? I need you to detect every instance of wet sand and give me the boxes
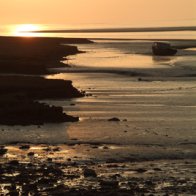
[46,72,196,159]
[1,144,196,195]
[0,37,196,195]
[1,71,195,194]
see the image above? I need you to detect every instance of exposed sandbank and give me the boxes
[0,76,83,125]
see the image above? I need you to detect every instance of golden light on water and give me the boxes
[11,24,42,37]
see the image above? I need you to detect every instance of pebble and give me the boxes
[19,145,30,150]
[83,168,97,178]
[108,117,120,122]
[28,152,35,156]
[100,180,119,188]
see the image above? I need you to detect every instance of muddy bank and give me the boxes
[0,36,93,45]
[0,59,69,75]
[0,36,92,75]
[0,99,79,125]
[0,144,196,195]
[0,36,88,125]
[0,76,83,99]
[0,36,86,61]
[0,76,84,125]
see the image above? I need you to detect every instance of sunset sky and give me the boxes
[0,0,196,27]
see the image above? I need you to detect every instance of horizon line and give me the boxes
[27,26,196,33]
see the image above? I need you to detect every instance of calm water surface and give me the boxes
[0,25,196,161]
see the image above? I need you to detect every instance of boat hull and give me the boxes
[152,42,177,56]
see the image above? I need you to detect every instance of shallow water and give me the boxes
[1,38,196,161]
[66,40,196,70]
[1,71,195,161]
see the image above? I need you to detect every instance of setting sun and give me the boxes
[12,24,41,36]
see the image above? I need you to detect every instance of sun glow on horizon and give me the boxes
[11,24,42,37]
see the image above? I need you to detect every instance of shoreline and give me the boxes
[31,26,196,33]
[1,143,196,195]
[92,38,196,42]
[0,36,93,44]
[0,35,196,195]
[0,76,83,125]
[0,36,92,75]
[0,36,90,125]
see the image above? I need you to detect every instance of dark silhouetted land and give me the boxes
[0,36,89,125]
[31,26,196,33]
[0,36,93,75]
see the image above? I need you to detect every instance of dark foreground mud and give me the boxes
[1,144,196,195]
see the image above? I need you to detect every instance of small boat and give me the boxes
[152,42,177,56]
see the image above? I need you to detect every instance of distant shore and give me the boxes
[92,38,196,42]
[31,26,196,33]
[0,36,93,75]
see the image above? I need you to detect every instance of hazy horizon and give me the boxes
[0,0,196,27]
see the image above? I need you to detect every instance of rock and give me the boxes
[65,174,80,180]
[44,147,52,152]
[145,180,154,186]
[86,93,93,97]
[107,164,119,168]
[47,158,53,162]
[53,147,60,152]
[19,145,30,150]
[0,147,7,156]
[111,174,121,179]
[70,138,78,141]
[100,180,119,189]
[91,145,98,149]
[83,168,97,178]
[153,168,162,171]
[108,117,120,122]
[135,168,147,173]
[103,146,109,150]
[8,160,19,165]
[27,152,35,156]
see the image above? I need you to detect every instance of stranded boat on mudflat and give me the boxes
[152,42,177,56]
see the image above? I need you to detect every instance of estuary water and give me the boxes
[0,29,196,161]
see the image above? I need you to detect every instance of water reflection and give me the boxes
[152,56,176,67]
[67,43,169,69]
[0,123,70,144]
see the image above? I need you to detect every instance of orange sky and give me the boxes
[0,0,195,27]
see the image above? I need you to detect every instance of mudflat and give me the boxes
[0,36,90,125]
